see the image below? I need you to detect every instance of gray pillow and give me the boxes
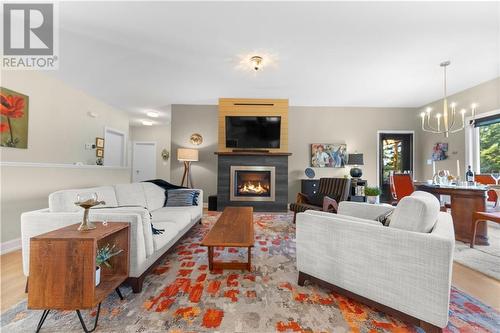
[165,189,200,206]
[376,210,393,226]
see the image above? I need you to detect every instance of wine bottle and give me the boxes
[466,165,474,184]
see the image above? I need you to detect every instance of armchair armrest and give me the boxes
[322,196,338,213]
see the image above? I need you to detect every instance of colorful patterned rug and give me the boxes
[1,212,499,332]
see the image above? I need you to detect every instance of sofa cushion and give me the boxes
[49,186,118,212]
[389,192,440,233]
[151,207,192,228]
[152,222,183,251]
[154,206,202,223]
[114,183,147,207]
[142,183,166,211]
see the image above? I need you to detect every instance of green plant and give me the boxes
[365,186,381,196]
[96,243,123,268]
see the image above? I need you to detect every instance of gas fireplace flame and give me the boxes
[239,181,268,194]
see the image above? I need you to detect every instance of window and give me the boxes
[466,110,500,174]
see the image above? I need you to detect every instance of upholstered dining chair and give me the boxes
[290,178,351,223]
[475,174,499,207]
[389,173,415,204]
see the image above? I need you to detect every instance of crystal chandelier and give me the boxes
[420,61,476,137]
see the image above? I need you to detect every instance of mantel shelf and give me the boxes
[214,151,292,156]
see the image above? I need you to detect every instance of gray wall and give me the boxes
[171,104,419,203]
[171,105,218,202]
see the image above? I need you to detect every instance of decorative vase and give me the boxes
[95,266,101,286]
[75,193,105,232]
[367,195,378,204]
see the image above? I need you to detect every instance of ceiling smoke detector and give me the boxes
[250,55,263,71]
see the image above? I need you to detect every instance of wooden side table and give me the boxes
[28,222,130,332]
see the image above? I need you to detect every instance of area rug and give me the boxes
[1,212,499,333]
[454,222,500,280]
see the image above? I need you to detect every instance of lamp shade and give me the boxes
[347,153,364,165]
[177,148,199,162]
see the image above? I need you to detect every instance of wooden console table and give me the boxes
[415,184,489,245]
[28,222,130,332]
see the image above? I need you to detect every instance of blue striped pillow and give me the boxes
[165,189,200,206]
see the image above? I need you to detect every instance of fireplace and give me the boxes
[230,166,275,202]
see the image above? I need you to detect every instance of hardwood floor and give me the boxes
[2,250,499,313]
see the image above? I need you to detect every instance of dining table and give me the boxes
[415,183,490,245]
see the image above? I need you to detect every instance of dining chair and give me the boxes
[470,211,500,248]
[475,174,498,206]
[389,173,415,204]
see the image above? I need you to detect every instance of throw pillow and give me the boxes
[375,210,393,226]
[165,189,200,206]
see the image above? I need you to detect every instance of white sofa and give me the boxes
[21,182,203,293]
[296,191,454,332]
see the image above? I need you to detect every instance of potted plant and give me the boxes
[364,186,381,204]
[95,244,123,286]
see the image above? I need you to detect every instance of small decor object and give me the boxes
[304,167,315,179]
[432,143,448,161]
[96,137,104,148]
[161,148,170,161]
[177,148,199,188]
[96,148,104,158]
[311,144,347,168]
[347,153,364,178]
[95,243,124,286]
[96,157,103,165]
[75,193,105,231]
[189,133,203,145]
[0,87,29,148]
[364,187,381,204]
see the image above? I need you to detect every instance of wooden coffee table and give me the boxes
[201,206,254,271]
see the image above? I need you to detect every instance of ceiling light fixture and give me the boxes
[142,120,153,126]
[250,55,263,71]
[420,61,476,137]
[147,111,159,118]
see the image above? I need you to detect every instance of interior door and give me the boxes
[132,142,156,182]
[378,133,413,203]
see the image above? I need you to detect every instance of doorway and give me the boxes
[377,131,414,203]
[132,142,156,182]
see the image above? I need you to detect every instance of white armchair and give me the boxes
[296,193,455,332]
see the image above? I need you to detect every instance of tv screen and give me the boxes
[225,116,281,149]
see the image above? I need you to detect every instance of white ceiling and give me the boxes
[50,1,500,125]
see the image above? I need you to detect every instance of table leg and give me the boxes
[247,247,252,271]
[208,246,213,271]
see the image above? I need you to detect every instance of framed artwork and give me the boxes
[0,87,29,149]
[311,143,347,168]
[96,148,104,158]
[432,142,448,161]
[95,137,104,148]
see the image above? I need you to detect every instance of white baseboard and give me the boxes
[0,238,21,255]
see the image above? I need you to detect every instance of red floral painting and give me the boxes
[0,87,29,148]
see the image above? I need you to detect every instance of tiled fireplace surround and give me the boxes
[216,153,289,211]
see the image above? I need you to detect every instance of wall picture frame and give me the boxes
[96,137,104,148]
[1,87,29,149]
[96,148,104,158]
[311,143,347,168]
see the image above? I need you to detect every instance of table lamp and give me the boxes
[177,148,199,188]
[347,153,364,179]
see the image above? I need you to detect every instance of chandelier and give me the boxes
[420,61,476,137]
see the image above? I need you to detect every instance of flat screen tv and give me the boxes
[225,116,281,149]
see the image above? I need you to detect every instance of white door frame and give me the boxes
[132,141,157,182]
[104,127,127,167]
[376,130,416,188]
